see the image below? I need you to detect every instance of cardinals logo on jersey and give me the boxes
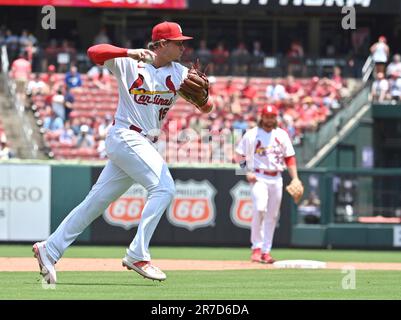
[255,140,266,156]
[129,73,177,106]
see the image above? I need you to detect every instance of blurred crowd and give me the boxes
[1,26,355,161]
[369,36,401,104]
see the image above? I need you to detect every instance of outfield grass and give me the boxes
[1,270,400,300]
[1,244,401,262]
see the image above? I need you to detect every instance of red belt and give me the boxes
[255,169,278,176]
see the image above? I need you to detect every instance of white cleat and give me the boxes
[122,255,166,282]
[32,241,57,285]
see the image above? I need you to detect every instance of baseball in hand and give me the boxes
[144,52,155,64]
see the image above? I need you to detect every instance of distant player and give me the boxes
[33,21,212,284]
[235,105,303,263]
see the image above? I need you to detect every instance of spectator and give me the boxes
[332,66,350,98]
[241,77,258,105]
[71,117,82,136]
[51,87,66,120]
[0,138,14,160]
[232,114,248,133]
[43,107,64,132]
[231,42,250,76]
[211,42,229,75]
[318,78,340,110]
[42,64,57,92]
[93,27,111,45]
[19,30,30,50]
[370,72,389,103]
[282,114,298,143]
[266,78,286,102]
[5,29,19,63]
[44,39,59,71]
[386,54,401,78]
[65,65,82,93]
[250,41,265,75]
[57,40,77,73]
[195,40,212,71]
[296,97,319,131]
[23,39,38,66]
[388,72,401,102]
[96,114,113,140]
[76,124,95,148]
[10,52,31,102]
[87,65,111,91]
[370,35,390,76]
[27,31,38,47]
[59,120,75,147]
[287,40,305,76]
[332,66,343,88]
[223,77,238,98]
[228,91,242,115]
[64,88,75,121]
[26,73,48,97]
[285,75,303,103]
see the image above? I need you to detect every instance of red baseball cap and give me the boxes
[261,105,278,116]
[152,21,193,42]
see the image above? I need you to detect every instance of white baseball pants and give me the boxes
[46,125,175,262]
[250,178,283,253]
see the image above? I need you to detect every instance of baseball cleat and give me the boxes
[251,248,262,262]
[32,241,57,284]
[122,256,166,281]
[260,253,276,264]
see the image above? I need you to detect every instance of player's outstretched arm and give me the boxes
[87,44,156,65]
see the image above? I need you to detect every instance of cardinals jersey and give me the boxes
[236,127,295,179]
[104,58,188,135]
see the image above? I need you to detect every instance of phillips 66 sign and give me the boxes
[167,180,216,231]
[103,184,147,230]
[230,181,253,229]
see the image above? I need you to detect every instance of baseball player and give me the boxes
[235,105,303,264]
[33,21,213,283]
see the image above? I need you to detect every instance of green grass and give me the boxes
[1,244,401,262]
[1,270,400,300]
[1,245,400,300]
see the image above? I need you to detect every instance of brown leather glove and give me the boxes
[178,60,209,109]
[286,178,304,204]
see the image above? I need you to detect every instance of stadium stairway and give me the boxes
[0,74,47,159]
[296,83,370,168]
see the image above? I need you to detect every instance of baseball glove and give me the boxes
[178,60,209,109]
[286,178,304,204]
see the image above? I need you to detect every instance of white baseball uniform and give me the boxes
[236,126,295,253]
[46,56,188,263]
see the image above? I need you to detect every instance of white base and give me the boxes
[273,260,327,269]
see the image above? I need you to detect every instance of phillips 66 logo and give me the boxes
[167,180,216,231]
[103,184,147,230]
[230,181,253,229]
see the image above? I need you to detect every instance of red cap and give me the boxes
[261,105,278,116]
[48,64,56,72]
[152,21,193,42]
